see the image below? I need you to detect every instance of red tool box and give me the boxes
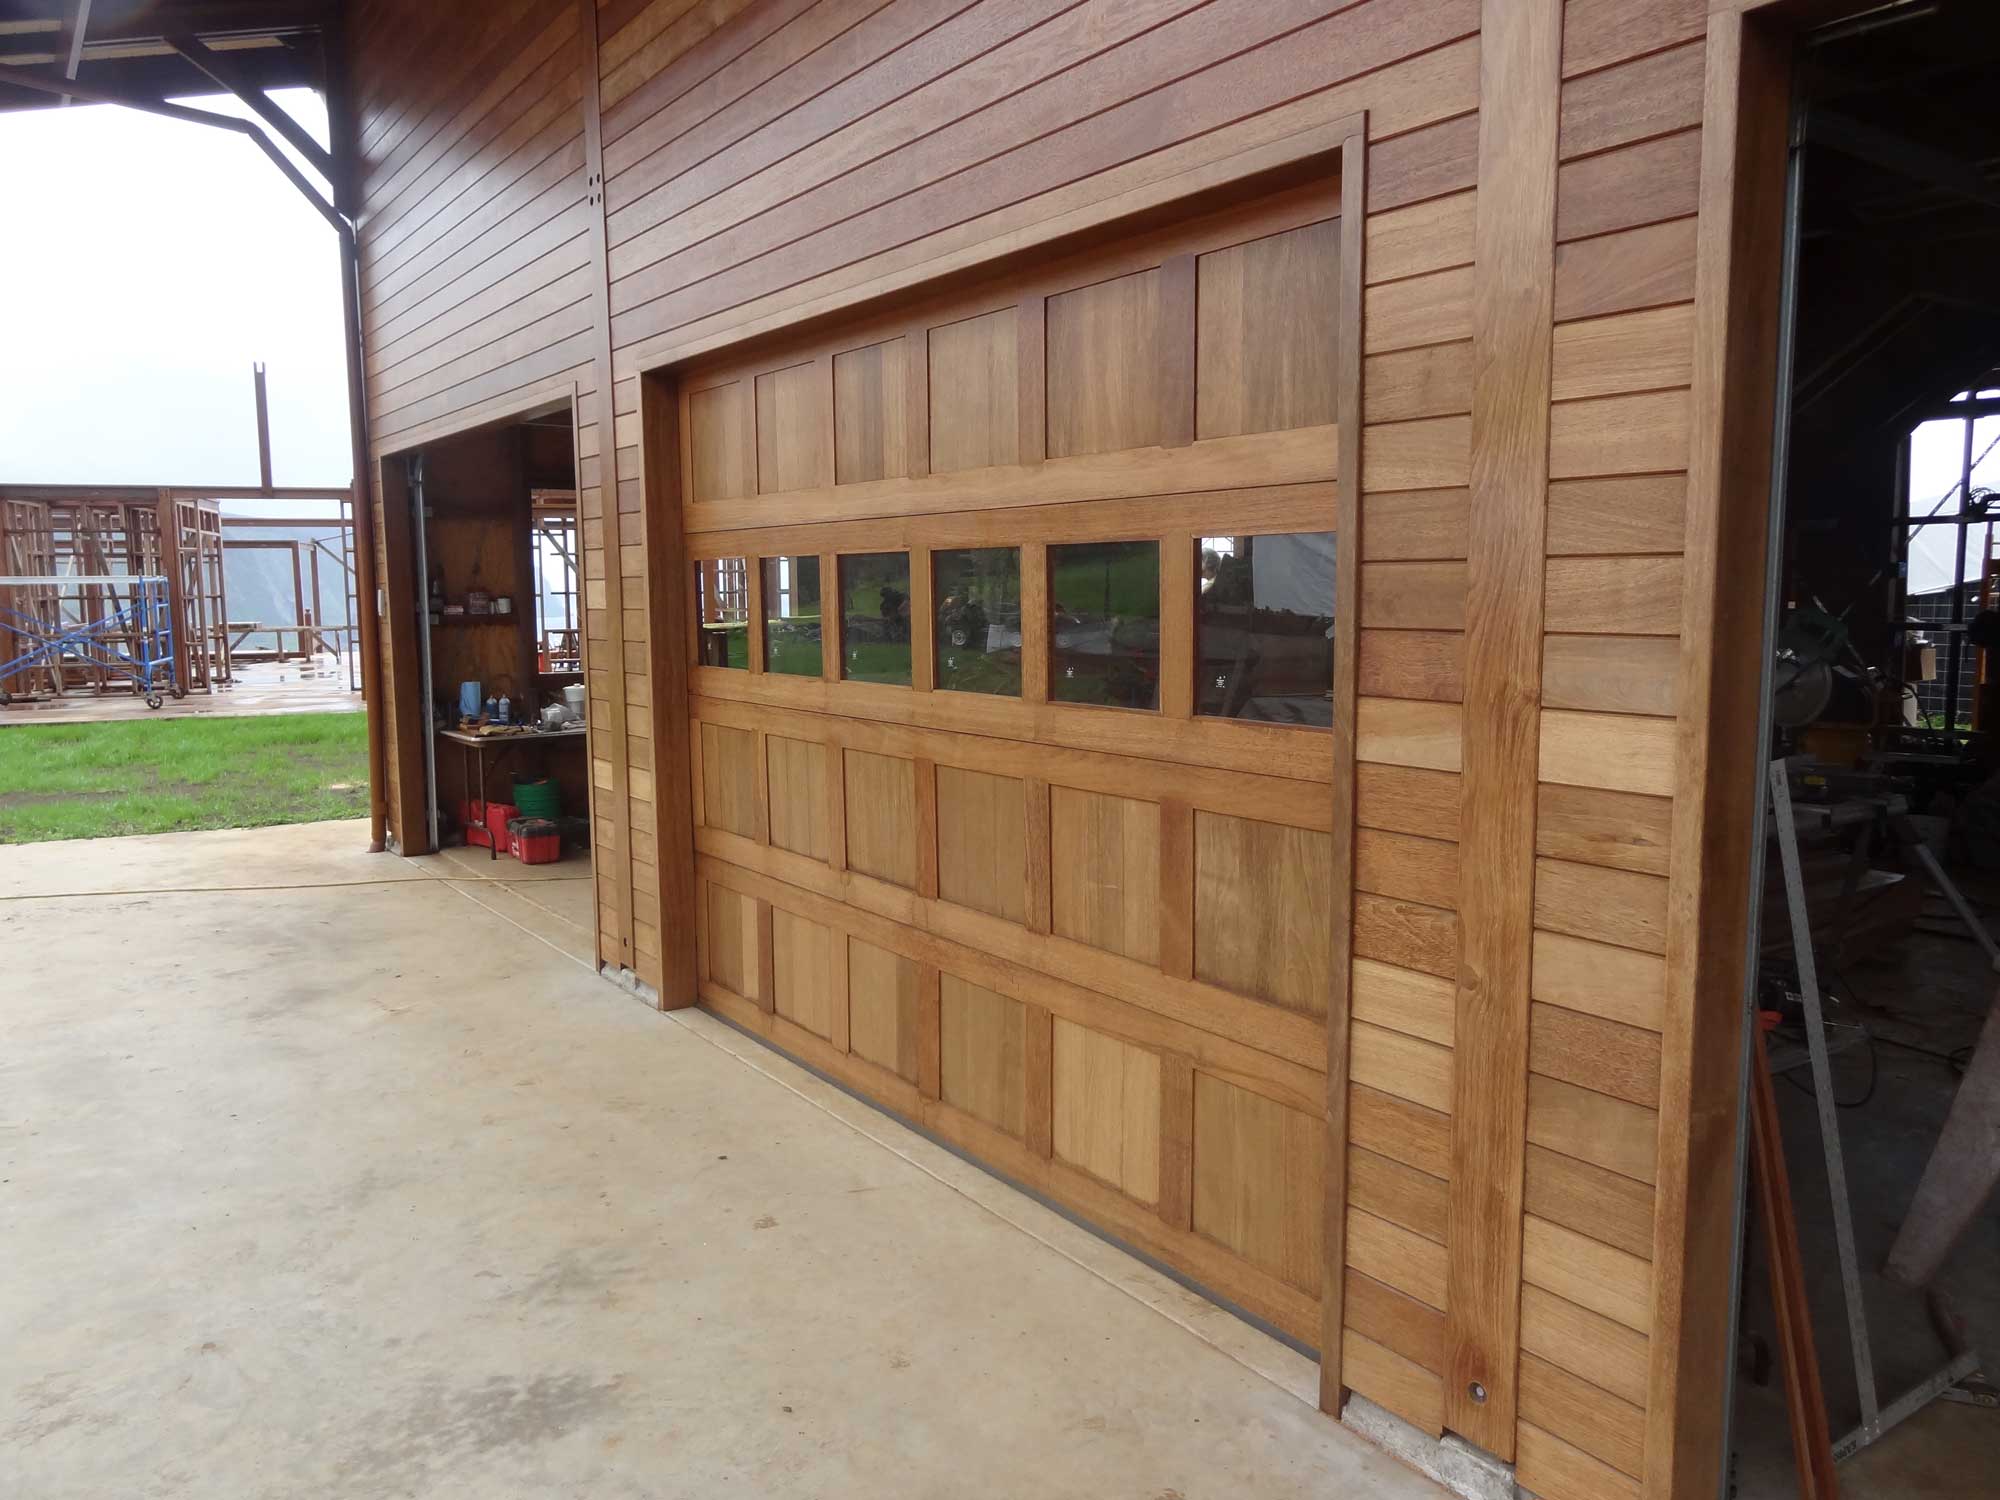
[459,800,518,850]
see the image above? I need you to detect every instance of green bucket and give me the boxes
[511,775,562,818]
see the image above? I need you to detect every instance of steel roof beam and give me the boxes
[0,59,342,232]
[166,29,331,179]
[54,0,91,105]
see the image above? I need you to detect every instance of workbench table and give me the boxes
[437,723,586,860]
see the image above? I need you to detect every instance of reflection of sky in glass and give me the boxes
[1906,404,2000,596]
[768,556,818,618]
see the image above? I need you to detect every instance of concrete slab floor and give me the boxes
[425,844,596,968]
[0,818,432,901]
[1,820,1442,1500]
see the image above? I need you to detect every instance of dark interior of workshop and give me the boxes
[1733,4,2000,1494]
[396,403,592,869]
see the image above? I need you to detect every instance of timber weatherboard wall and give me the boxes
[343,2,1781,1496]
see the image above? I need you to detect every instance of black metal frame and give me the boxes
[1895,394,2000,733]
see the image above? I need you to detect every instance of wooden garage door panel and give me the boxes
[849,937,921,1082]
[937,765,1027,923]
[1192,1071,1324,1294]
[1197,219,1340,439]
[844,748,919,888]
[773,908,836,1040]
[766,734,830,860]
[1046,268,1165,458]
[701,722,757,838]
[1050,785,1160,964]
[834,338,910,484]
[940,975,1026,1138]
[1052,1018,1163,1205]
[756,361,828,495]
[1193,809,1333,1016]
[706,883,759,1001]
[928,308,1019,473]
[687,381,753,503]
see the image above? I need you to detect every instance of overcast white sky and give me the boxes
[0,88,349,490]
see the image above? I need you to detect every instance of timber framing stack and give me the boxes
[328,1,1821,1496]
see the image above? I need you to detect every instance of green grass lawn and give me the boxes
[0,713,369,844]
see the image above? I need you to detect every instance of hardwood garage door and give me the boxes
[677,180,1351,1346]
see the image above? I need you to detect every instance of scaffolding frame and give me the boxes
[0,574,179,707]
[0,483,352,706]
[169,493,230,690]
[531,489,581,673]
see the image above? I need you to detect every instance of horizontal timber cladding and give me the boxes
[350,0,599,451]
[680,180,1352,1352]
[338,0,1778,1493]
[1511,3,1711,1497]
[344,0,619,948]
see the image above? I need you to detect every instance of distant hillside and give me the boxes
[219,526,350,657]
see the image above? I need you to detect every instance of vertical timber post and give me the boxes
[1648,13,1794,1498]
[1321,118,1368,1416]
[577,0,636,976]
[1447,0,1563,1458]
[324,10,388,851]
[637,370,699,1007]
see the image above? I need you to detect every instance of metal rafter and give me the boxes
[1806,107,2000,214]
[0,59,341,231]
[166,29,332,178]
[54,0,91,105]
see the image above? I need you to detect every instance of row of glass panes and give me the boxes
[693,532,1335,726]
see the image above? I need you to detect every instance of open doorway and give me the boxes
[1733,4,2000,1495]
[391,401,594,961]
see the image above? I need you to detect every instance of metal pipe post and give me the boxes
[326,20,389,852]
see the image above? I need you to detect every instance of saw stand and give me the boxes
[1765,760,1990,1463]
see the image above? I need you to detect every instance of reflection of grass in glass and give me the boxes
[766,616,823,676]
[1052,665,1106,705]
[699,623,750,668]
[1048,542,1159,708]
[841,555,910,619]
[936,550,1019,607]
[845,641,911,684]
[934,547,1021,696]
[937,646,1020,696]
[1049,548,1158,619]
[1051,651,1155,707]
[837,554,912,685]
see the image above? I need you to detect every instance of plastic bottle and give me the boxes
[497,694,511,725]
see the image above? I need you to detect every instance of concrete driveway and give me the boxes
[1,820,1441,1499]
